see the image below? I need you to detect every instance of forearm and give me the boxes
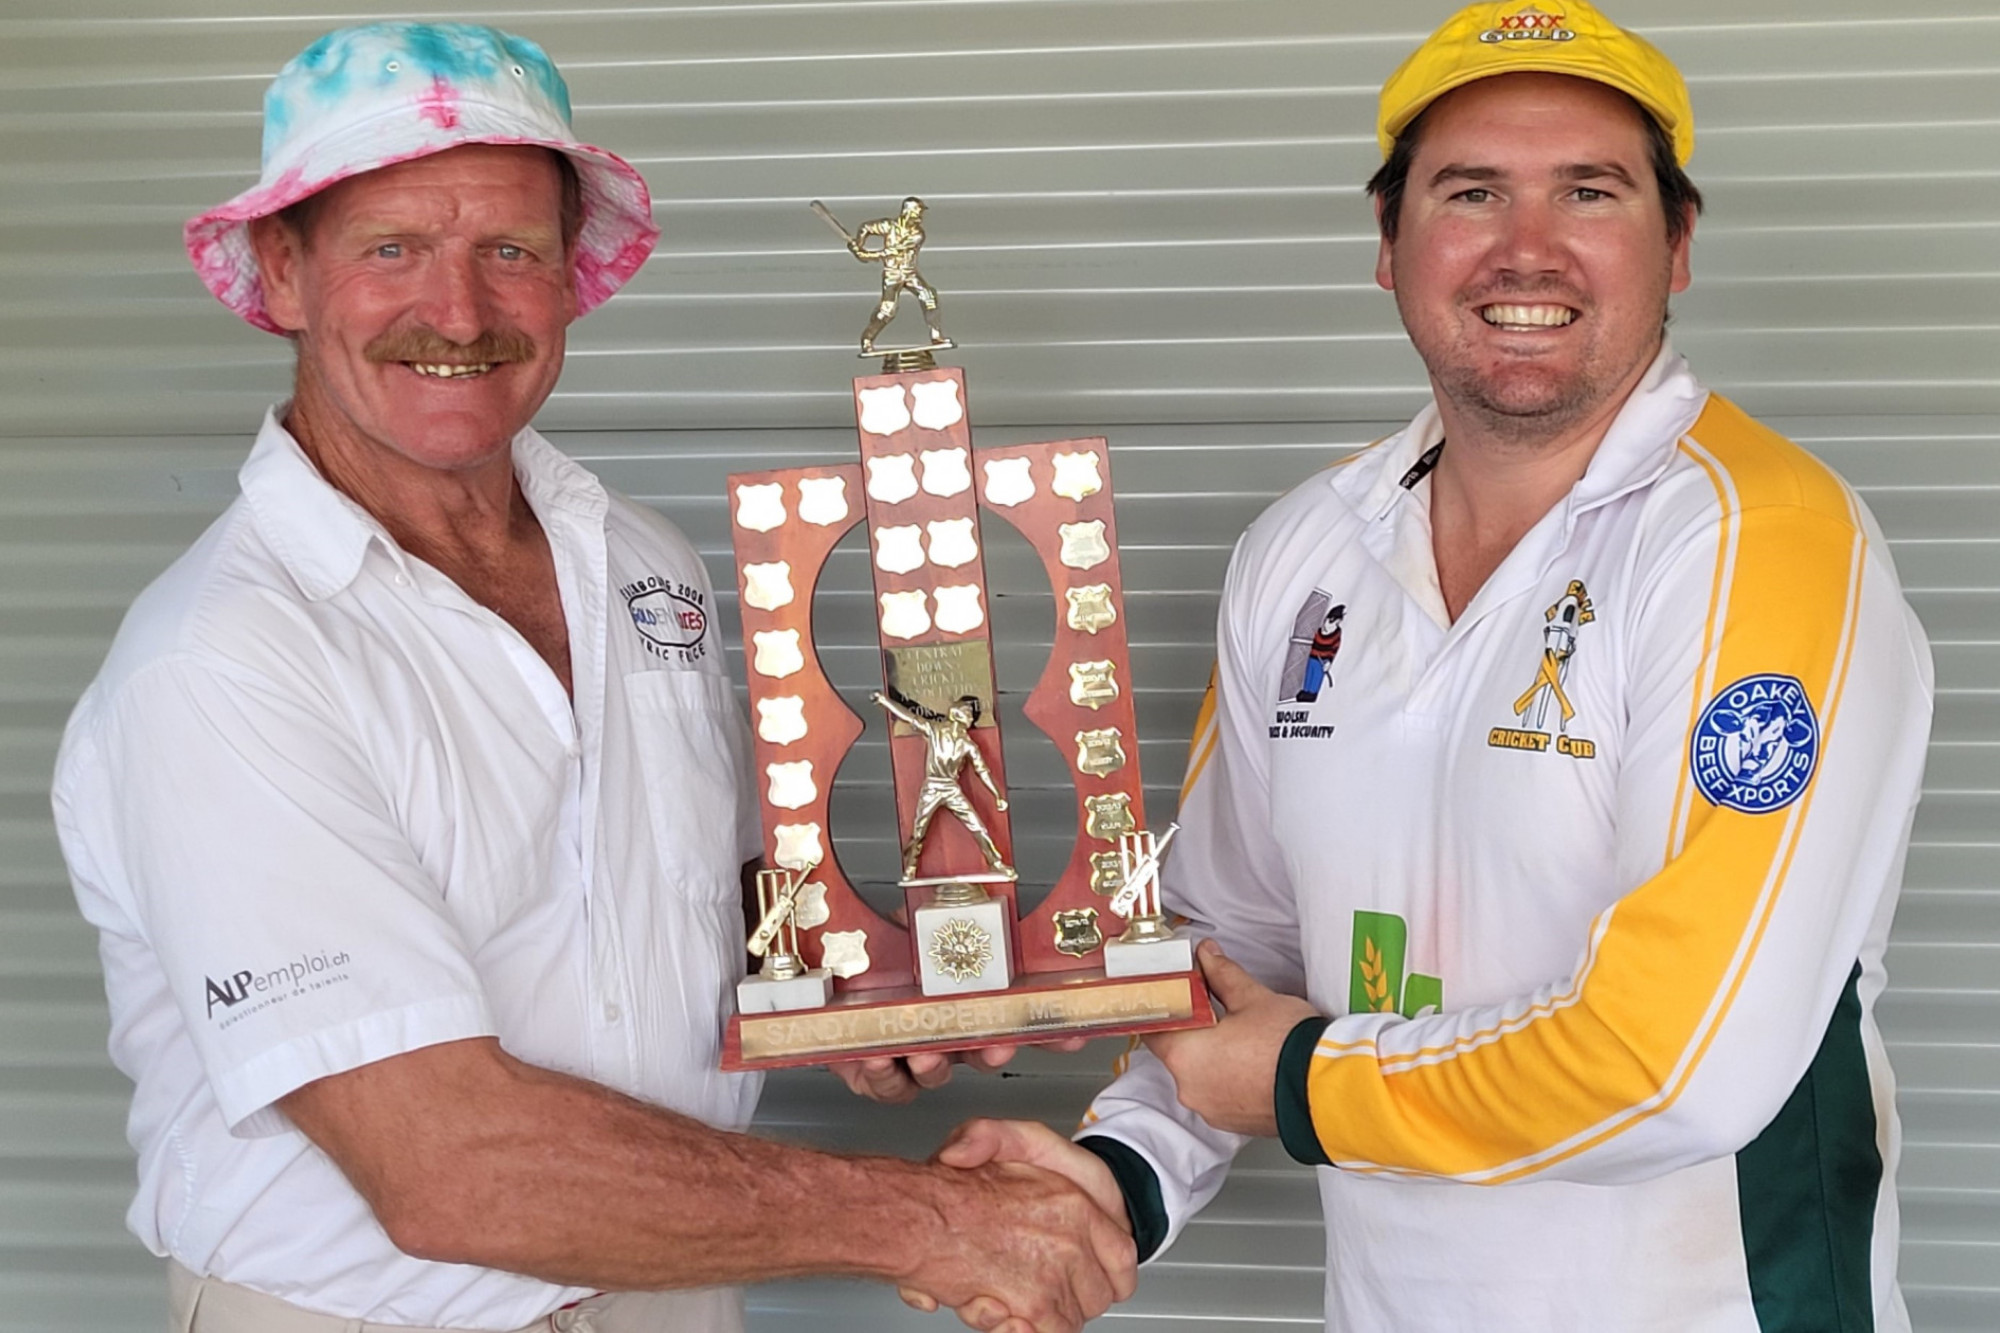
[284,1038,946,1291]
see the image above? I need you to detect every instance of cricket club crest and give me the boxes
[1691,674,1821,814]
[1488,579,1597,759]
[1515,580,1594,732]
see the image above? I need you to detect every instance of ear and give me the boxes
[248,215,311,334]
[1373,196,1395,292]
[1668,204,1695,295]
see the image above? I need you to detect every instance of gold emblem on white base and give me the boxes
[913,885,1013,995]
[929,916,995,982]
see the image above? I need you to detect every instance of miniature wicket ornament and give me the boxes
[719,199,1213,1069]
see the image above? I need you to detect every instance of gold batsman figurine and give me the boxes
[812,196,953,356]
[870,690,1014,883]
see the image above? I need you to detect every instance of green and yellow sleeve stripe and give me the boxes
[1279,397,1872,1184]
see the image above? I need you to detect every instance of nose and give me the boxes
[416,242,493,345]
[1493,195,1564,279]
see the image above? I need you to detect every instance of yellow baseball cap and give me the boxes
[1378,1,1693,164]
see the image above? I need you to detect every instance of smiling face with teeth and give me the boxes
[251,144,577,485]
[1376,73,1693,446]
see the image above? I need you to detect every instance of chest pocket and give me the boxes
[625,670,750,905]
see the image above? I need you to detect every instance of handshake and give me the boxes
[884,1115,1137,1333]
[827,942,1318,1331]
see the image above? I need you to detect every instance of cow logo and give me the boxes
[1691,674,1820,813]
[1480,5,1575,42]
[622,576,709,663]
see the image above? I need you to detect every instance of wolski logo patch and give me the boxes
[1272,589,1345,740]
[1691,673,1820,813]
[621,575,710,665]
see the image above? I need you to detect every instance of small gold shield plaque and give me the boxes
[1084,793,1136,841]
[1053,907,1104,957]
[1068,660,1119,710]
[1051,450,1103,502]
[1075,728,1127,777]
[1089,850,1126,898]
[1058,520,1111,571]
[1065,584,1117,635]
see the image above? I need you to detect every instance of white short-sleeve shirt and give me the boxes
[53,411,763,1329]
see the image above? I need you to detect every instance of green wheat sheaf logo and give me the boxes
[1349,911,1444,1018]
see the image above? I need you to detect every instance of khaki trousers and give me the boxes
[168,1262,744,1333]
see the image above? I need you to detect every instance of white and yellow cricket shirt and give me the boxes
[1076,350,1934,1332]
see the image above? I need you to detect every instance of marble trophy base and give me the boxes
[736,969,835,1014]
[912,894,1013,997]
[1102,929,1195,978]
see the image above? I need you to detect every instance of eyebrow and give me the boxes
[1426,162,1643,189]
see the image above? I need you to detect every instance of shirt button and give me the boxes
[393,573,410,587]
[603,1002,622,1023]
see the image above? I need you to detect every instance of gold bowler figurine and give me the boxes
[871,690,1014,884]
[717,198,1215,1068]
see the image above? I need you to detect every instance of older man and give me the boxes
[52,23,1130,1333]
[940,2,1933,1329]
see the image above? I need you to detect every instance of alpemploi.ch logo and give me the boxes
[204,948,352,1029]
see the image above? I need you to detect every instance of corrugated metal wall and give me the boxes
[1,2,1993,1329]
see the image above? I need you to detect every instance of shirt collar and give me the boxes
[1329,341,1707,524]
[237,407,609,603]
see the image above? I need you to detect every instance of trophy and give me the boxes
[720,198,1211,1070]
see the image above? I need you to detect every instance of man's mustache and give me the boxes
[364,327,537,365]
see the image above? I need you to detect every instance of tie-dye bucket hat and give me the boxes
[185,22,658,334]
